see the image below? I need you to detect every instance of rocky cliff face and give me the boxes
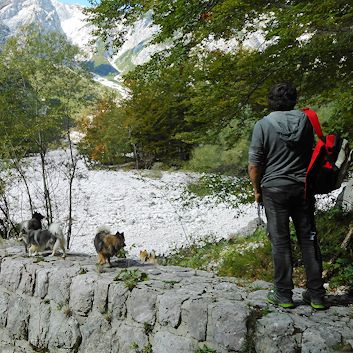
[0,21,9,44]
[0,242,352,353]
[0,0,64,33]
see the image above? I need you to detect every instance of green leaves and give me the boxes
[85,0,353,170]
[78,99,132,165]
[0,26,97,158]
[114,268,148,290]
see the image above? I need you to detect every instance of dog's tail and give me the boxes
[48,223,64,239]
[96,225,111,236]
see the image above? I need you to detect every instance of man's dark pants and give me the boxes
[262,184,325,300]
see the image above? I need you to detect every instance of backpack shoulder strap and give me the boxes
[302,108,325,141]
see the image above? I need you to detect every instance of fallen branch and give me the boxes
[341,225,353,251]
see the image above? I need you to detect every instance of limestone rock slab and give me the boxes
[126,286,157,325]
[6,295,30,340]
[70,273,96,317]
[28,298,51,348]
[157,290,190,328]
[207,301,248,352]
[47,306,82,352]
[152,331,198,353]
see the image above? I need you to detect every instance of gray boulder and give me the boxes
[336,178,353,211]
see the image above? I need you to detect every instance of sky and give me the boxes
[60,0,92,7]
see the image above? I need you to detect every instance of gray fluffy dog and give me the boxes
[27,223,66,258]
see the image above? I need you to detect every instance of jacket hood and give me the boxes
[266,110,308,146]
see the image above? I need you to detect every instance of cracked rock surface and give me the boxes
[0,242,352,353]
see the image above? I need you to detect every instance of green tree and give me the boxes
[0,26,97,237]
[87,0,353,171]
[79,99,132,165]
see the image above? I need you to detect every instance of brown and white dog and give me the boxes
[94,226,125,266]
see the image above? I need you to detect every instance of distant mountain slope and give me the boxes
[0,0,155,92]
[0,0,265,93]
[0,0,161,93]
[51,0,93,51]
[108,12,160,75]
[0,21,10,44]
[0,0,63,33]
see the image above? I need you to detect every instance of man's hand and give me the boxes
[248,164,263,204]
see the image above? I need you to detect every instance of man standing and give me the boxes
[248,83,326,309]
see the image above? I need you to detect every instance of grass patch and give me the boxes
[103,310,112,323]
[166,229,273,282]
[79,267,88,275]
[187,174,252,200]
[33,256,45,263]
[144,322,153,335]
[140,169,163,179]
[116,247,127,258]
[57,300,72,317]
[165,207,353,290]
[194,345,217,353]
[130,342,153,353]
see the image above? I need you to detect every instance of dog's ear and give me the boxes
[116,231,124,239]
[33,212,45,220]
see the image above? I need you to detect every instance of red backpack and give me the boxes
[303,108,352,195]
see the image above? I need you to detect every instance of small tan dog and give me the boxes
[139,249,157,264]
[94,226,125,266]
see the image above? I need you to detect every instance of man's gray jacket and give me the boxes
[248,109,314,187]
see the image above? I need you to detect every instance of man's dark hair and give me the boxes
[268,83,297,111]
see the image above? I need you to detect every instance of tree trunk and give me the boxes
[132,143,139,169]
[0,196,19,238]
[14,160,34,215]
[341,225,353,251]
[38,133,52,224]
[128,127,139,169]
[66,126,77,250]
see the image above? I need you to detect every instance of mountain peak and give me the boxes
[0,0,155,93]
[0,0,93,50]
[0,0,63,33]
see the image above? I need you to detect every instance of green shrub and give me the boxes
[184,174,253,208]
[166,237,228,271]
[315,207,353,289]
[187,144,223,172]
[328,258,353,288]
[116,247,127,258]
[79,267,88,275]
[114,269,148,290]
[186,138,249,175]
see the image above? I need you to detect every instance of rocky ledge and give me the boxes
[0,241,352,353]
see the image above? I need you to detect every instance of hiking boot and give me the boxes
[267,289,295,309]
[302,290,328,310]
